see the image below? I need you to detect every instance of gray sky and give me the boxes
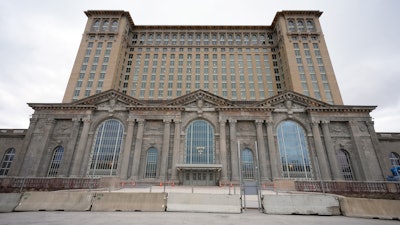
[0,0,399,132]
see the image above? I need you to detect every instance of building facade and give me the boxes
[63,10,342,104]
[1,10,399,186]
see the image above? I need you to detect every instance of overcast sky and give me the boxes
[0,0,399,132]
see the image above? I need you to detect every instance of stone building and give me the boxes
[0,10,399,185]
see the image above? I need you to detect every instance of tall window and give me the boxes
[389,152,400,166]
[88,119,124,177]
[337,149,354,180]
[277,121,312,179]
[145,148,158,178]
[47,146,64,177]
[241,148,255,179]
[0,148,15,176]
[185,120,214,164]
[92,20,100,31]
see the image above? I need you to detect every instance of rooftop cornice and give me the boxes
[85,10,135,27]
[126,106,184,111]
[271,10,323,28]
[133,25,271,30]
[306,106,376,113]
[28,103,97,111]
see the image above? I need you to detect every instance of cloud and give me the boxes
[0,0,399,132]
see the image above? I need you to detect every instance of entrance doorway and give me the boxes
[183,170,217,186]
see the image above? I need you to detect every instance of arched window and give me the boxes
[297,20,305,32]
[337,149,354,180]
[306,20,315,31]
[102,20,109,31]
[111,20,118,31]
[185,120,214,164]
[389,152,400,166]
[145,148,158,178]
[241,148,255,179]
[288,20,295,32]
[88,119,124,177]
[92,20,100,31]
[277,121,312,179]
[47,146,64,177]
[0,148,15,176]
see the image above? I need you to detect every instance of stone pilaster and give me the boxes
[321,120,342,180]
[120,116,135,179]
[64,118,81,176]
[171,119,181,181]
[159,119,171,180]
[229,119,239,182]
[266,120,280,180]
[131,119,145,180]
[366,120,385,180]
[36,118,56,176]
[14,117,38,176]
[255,120,269,181]
[311,120,331,180]
[348,120,368,180]
[219,119,228,181]
[70,116,92,177]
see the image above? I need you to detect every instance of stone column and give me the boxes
[36,118,56,176]
[311,120,331,180]
[255,120,269,181]
[229,119,239,182]
[70,116,92,177]
[321,121,342,180]
[131,119,145,180]
[160,119,171,180]
[120,116,135,179]
[171,119,181,181]
[65,118,81,176]
[366,120,385,180]
[14,117,38,176]
[219,120,228,181]
[348,120,368,180]
[266,120,280,180]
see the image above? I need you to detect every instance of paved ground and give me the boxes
[0,211,398,225]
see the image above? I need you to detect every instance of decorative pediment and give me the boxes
[71,90,144,107]
[166,89,235,108]
[255,91,331,108]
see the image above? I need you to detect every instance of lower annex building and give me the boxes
[0,10,399,186]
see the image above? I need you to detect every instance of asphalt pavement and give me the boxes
[0,211,398,225]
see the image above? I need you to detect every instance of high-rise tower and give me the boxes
[63,10,342,104]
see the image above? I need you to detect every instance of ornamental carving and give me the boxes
[329,122,350,136]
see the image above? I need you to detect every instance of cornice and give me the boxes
[127,106,184,111]
[28,103,96,111]
[85,10,135,27]
[133,25,271,30]
[306,106,376,113]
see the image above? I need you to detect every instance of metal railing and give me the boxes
[0,177,100,192]
[295,180,400,194]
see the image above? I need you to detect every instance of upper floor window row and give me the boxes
[131,32,274,46]
[91,19,119,32]
[288,19,316,33]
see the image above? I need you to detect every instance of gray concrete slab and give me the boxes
[91,192,166,212]
[0,211,398,225]
[263,193,341,215]
[340,197,400,220]
[167,193,241,213]
[14,191,93,212]
[0,193,21,212]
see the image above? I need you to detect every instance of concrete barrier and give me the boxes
[14,191,93,211]
[263,194,340,215]
[340,197,400,220]
[167,193,241,213]
[0,193,22,212]
[91,192,166,212]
